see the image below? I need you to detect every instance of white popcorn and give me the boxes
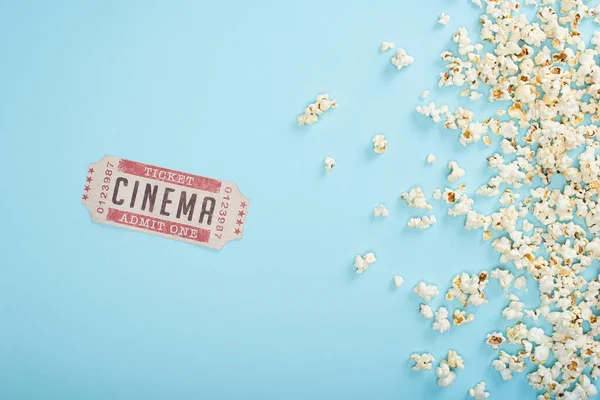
[448,161,465,183]
[427,153,437,163]
[453,309,475,325]
[486,332,507,350]
[513,276,528,290]
[324,157,336,173]
[380,41,395,52]
[502,295,525,320]
[401,187,433,210]
[447,350,465,369]
[421,90,430,99]
[420,304,434,319]
[433,306,451,333]
[393,275,404,288]
[438,13,450,26]
[353,252,376,274]
[373,204,389,218]
[414,282,440,303]
[297,94,337,126]
[468,381,490,400]
[410,353,435,371]
[391,48,414,71]
[471,0,482,7]
[491,268,514,292]
[372,134,387,154]
[470,91,483,101]
[408,215,437,229]
[436,360,457,387]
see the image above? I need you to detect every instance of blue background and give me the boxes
[0,1,559,399]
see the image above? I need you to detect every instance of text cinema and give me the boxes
[111,177,216,225]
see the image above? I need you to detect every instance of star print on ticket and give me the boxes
[81,155,250,250]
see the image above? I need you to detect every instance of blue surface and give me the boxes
[0,1,559,399]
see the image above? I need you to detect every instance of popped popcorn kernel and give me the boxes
[468,381,490,400]
[438,13,450,26]
[411,353,435,371]
[380,41,395,52]
[414,281,440,303]
[297,94,338,126]
[391,48,414,70]
[408,215,437,229]
[324,157,336,173]
[448,161,465,183]
[427,153,437,163]
[373,204,389,218]
[393,275,404,288]
[372,134,387,154]
[353,252,376,274]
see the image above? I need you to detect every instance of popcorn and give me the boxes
[380,41,395,52]
[453,309,475,325]
[448,161,465,183]
[391,48,414,70]
[393,275,404,288]
[420,304,434,319]
[446,350,465,369]
[502,295,526,320]
[427,153,436,163]
[408,215,437,229]
[436,360,457,387]
[421,90,430,99]
[486,332,507,350]
[491,268,514,291]
[324,157,336,173]
[353,252,376,274]
[401,187,433,210]
[514,276,528,290]
[433,306,451,333]
[414,282,440,302]
[297,94,337,126]
[373,204,389,218]
[372,134,387,154]
[438,13,450,26]
[468,381,490,400]
[410,353,435,371]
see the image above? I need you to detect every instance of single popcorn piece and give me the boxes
[427,153,437,163]
[373,204,389,218]
[453,309,475,326]
[448,161,465,183]
[380,41,395,52]
[420,304,434,319]
[446,350,465,370]
[438,13,450,26]
[433,306,451,333]
[414,282,440,302]
[471,0,482,7]
[297,94,338,126]
[436,360,457,387]
[410,353,435,371]
[421,90,430,99]
[393,275,404,288]
[491,268,514,292]
[408,215,437,229]
[468,382,490,400]
[353,252,376,274]
[372,134,387,154]
[513,276,527,290]
[391,47,414,70]
[401,187,433,210]
[486,332,507,350]
[324,157,336,173]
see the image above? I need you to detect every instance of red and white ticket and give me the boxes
[81,155,250,250]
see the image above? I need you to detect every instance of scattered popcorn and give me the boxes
[391,48,414,71]
[410,353,435,371]
[471,0,482,7]
[502,294,525,320]
[353,252,376,274]
[513,276,528,290]
[324,157,336,173]
[380,41,395,52]
[448,161,465,183]
[486,331,507,350]
[436,360,457,387]
[297,94,337,126]
[468,381,490,400]
[408,215,437,229]
[447,350,465,370]
[372,134,387,154]
[433,306,451,333]
[453,309,475,326]
[427,153,437,163]
[420,304,434,319]
[491,268,514,291]
[414,282,440,303]
[401,187,433,210]
[393,275,404,288]
[421,90,430,99]
[469,91,483,101]
[373,204,389,218]
[438,13,450,26]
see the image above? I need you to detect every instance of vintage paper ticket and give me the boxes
[81,155,249,250]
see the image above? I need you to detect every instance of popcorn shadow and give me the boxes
[364,143,380,161]
[381,60,403,82]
